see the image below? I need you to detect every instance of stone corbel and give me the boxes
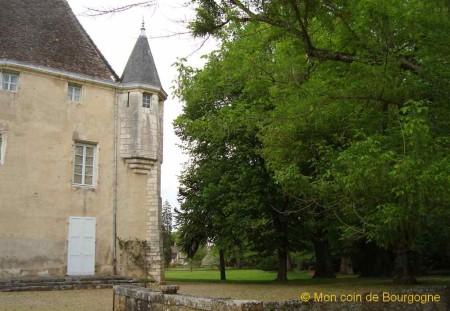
[124,157,154,174]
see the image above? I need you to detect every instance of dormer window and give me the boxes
[1,71,19,92]
[67,83,82,102]
[143,93,151,108]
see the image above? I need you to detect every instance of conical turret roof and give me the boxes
[121,23,162,87]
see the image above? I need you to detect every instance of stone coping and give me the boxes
[113,285,450,311]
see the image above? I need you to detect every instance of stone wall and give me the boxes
[113,285,450,311]
[118,87,164,282]
[0,69,117,278]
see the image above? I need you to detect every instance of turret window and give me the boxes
[67,83,82,102]
[1,71,19,92]
[143,93,151,108]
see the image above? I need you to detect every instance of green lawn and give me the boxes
[165,268,450,289]
[166,268,312,282]
[164,269,450,302]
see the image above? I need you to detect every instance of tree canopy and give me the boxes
[176,0,450,283]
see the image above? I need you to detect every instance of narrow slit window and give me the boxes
[143,93,151,108]
[0,134,3,164]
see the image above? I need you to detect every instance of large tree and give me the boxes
[184,0,450,283]
[161,200,174,267]
[174,31,311,280]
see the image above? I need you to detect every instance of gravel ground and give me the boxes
[175,282,304,301]
[0,289,113,311]
[0,283,308,310]
[0,283,306,310]
[1,278,446,310]
[1,281,403,310]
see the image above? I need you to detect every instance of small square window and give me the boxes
[67,84,82,102]
[73,143,96,187]
[2,71,19,91]
[143,93,151,108]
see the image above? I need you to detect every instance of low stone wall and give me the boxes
[113,285,450,311]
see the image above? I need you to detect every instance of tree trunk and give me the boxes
[219,249,226,281]
[276,249,288,281]
[339,256,354,275]
[270,206,289,281]
[353,241,394,277]
[312,237,335,278]
[287,252,294,272]
[393,240,417,284]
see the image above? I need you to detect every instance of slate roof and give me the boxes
[121,28,162,88]
[0,0,118,81]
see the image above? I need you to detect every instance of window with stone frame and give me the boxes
[67,83,82,102]
[73,143,96,187]
[1,71,19,91]
[142,93,151,108]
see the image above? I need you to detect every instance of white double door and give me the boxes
[67,217,96,276]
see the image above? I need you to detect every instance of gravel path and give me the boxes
[0,281,419,310]
[0,283,307,310]
[1,278,444,310]
[0,284,303,310]
[0,289,112,311]
[175,282,304,301]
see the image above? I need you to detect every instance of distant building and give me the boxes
[0,0,166,281]
[171,246,187,265]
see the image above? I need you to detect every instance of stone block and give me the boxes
[160,285,179,294]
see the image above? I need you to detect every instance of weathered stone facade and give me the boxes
[0,0,165,282]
